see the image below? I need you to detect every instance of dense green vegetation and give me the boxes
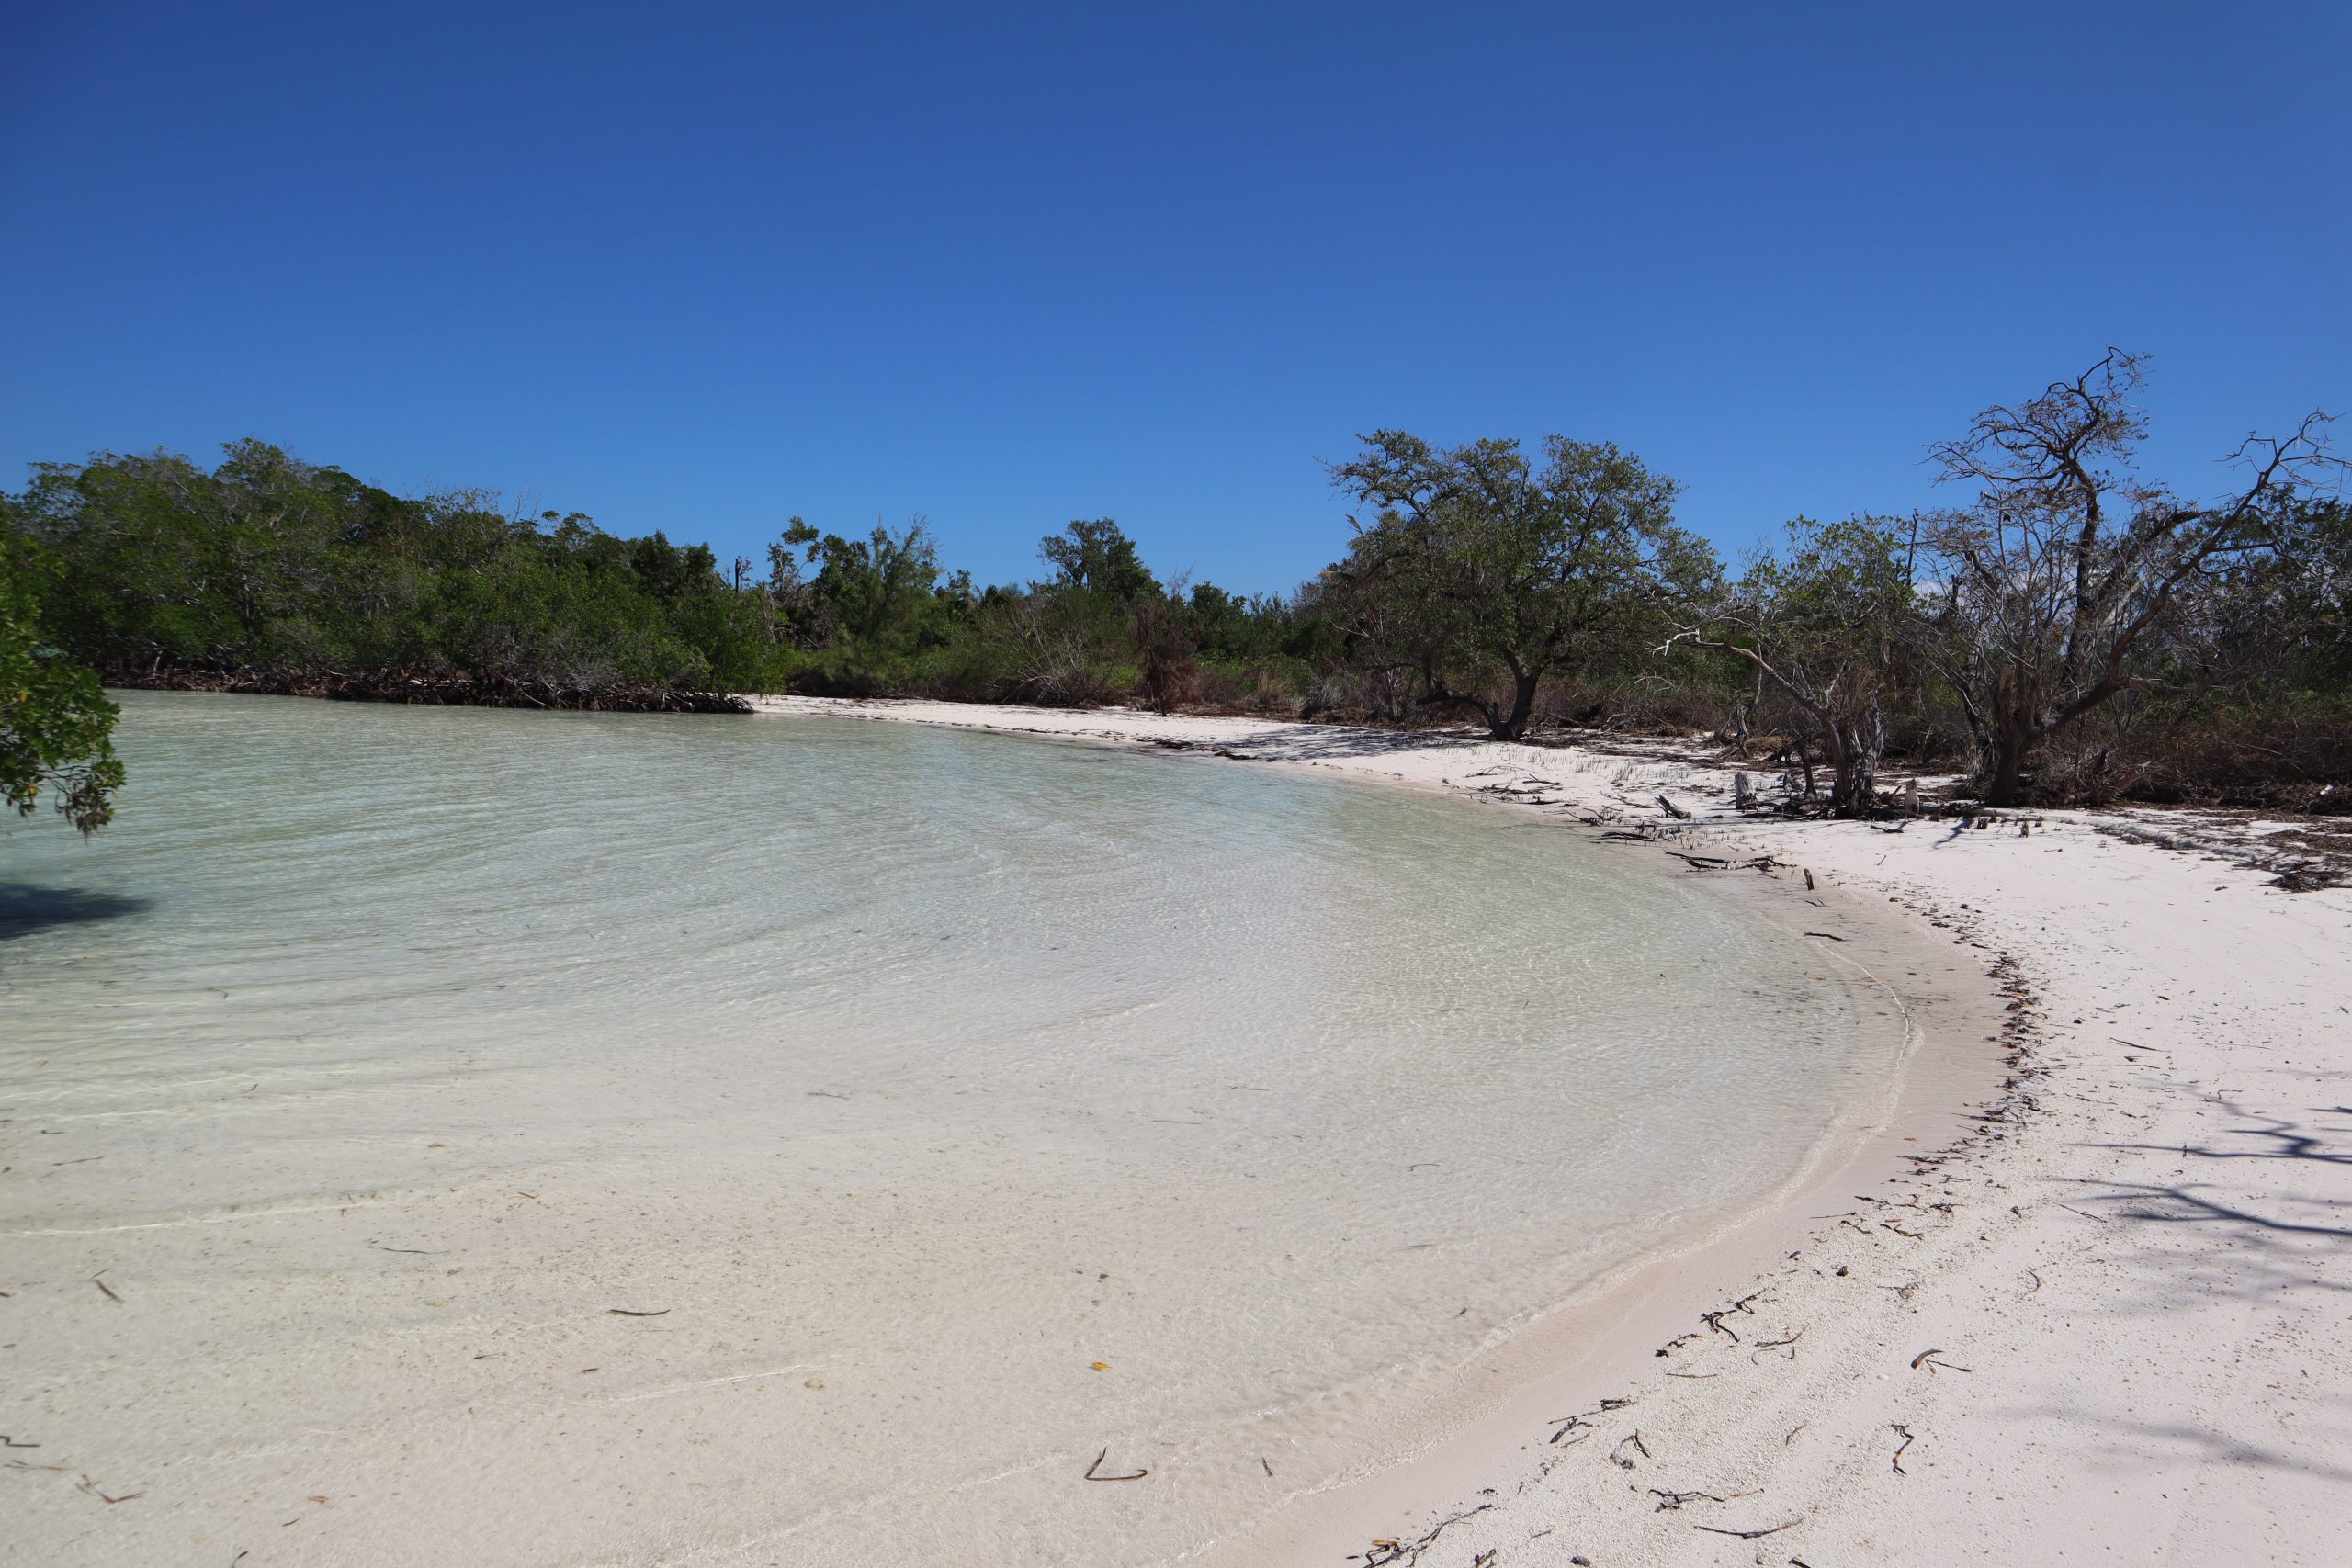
[1,530,125,835]
[4,352,2345,825]
[5,442,786,694]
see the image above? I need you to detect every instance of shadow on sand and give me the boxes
[0,884,154,942]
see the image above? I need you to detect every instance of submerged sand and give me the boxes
[752,696,2352,1568]
[6,694,1930,1568]
[8,691,2346,1565]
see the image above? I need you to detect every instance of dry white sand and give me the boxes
[751,695,2352,1567]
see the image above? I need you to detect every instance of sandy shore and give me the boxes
[751,694,2352,1567]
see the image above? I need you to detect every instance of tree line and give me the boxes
[3,351,2345,835]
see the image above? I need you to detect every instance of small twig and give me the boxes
[91,1271,122,1304]
[606,1307,671,1317]
[1891,1424,1916,1473]
[1546,1396,1632,1445]
[1694,1518,1800,1539]
[1910,1348,1973,1374]
[1083,1448,1148,1482]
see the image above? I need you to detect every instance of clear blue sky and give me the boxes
[4,3,2346,593]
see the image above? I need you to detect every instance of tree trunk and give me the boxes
[1980,670,2040,806]
[1984,727,2032,806]
[1488,666,1540,741]
[1830,698,1884,815]
[1981,692,2036,805]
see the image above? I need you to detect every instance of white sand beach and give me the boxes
[752,695,2352,1567]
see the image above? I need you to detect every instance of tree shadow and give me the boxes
[0,884,154,942]
[1992,1406,2352,1486]
[2086,1097,2352,1181]
[2053,1096,2352,1307]
[2078,1179,2352,1242]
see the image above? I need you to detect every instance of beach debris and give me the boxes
[1090,1361,1109,1371]
[1890,1424,1917,1473]
[0,1435,40,1449]
[1261,1457,1272,1476]
[1656,793,1693,820]
[606,1307,670,1317]
[1357,1501,1494,1563]
[1608,1430,1651,1469]
[1802,931,1848,942]
[90,1271,122,1303]
[1909,1348,1973,1374]
[1546,1397,1632,1445]
[1693,1517,1800,1539]
[1700,1290,1762,1342]
[1083,1448,1148,1482]
[76,1473,143,1505]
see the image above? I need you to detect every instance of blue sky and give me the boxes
[4,3,2346,593]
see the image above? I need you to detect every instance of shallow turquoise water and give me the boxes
[2,693,1900,1566]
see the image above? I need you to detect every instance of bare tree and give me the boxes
[1663,517,1915,814]
[1919,350,2339,805]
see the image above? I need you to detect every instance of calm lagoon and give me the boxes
[3,693,1905,1565]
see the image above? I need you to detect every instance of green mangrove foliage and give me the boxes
[1,528,125,835]
[6,442,786,694]
[5,349,2345,819]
